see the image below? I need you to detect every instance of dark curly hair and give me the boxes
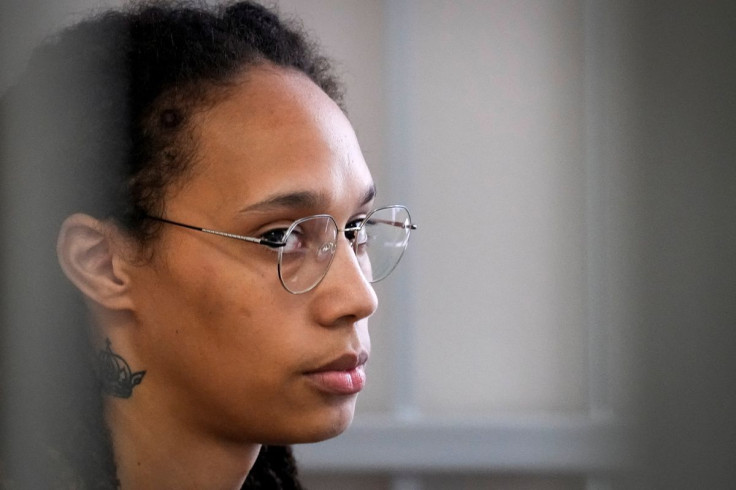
[0,1,345,488]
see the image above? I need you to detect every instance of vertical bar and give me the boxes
[582,0,611,418]
[384,2,423,488]
[383,0,420,421]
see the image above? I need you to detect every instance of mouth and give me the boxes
[304,351,369,396]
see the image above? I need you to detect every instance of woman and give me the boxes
[0,1,415,488]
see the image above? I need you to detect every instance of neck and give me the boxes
[104,398,260,490]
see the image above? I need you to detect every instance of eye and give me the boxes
[344,218,368,247]
[261,228,289,244]
[262,227,306,253]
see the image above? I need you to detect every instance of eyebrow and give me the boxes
[239,183,376,214]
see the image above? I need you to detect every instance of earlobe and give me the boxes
[57,213,134,310]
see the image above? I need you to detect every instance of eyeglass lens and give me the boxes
[277,206,413,294]
[354,205,412,283]
[278,215,338,294]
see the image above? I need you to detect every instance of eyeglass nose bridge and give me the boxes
[342,224,361,243]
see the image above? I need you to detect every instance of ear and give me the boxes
[57,213,135,310]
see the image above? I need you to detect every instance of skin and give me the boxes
[72,65,378,489]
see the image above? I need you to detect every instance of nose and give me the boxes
[311,236,378,326]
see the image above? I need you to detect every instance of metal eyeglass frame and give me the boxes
[144,205,417,294]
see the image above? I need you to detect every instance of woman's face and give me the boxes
[121,66,378,445]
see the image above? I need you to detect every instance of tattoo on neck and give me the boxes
[97,338,146,398]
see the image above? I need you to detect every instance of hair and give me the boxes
[0,1,345,488]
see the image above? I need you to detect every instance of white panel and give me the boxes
[394,0,589,413]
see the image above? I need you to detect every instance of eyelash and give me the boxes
[259,217,366,243]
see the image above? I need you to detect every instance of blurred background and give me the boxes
[2,1,735,489]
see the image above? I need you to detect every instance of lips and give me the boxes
[305,351,368,395]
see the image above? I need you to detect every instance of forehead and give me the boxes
[177,65,373,216]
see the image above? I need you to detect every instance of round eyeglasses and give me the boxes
[146,205,417,294]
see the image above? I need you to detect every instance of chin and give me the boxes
[312,409,355,441]
[264,398,358,445]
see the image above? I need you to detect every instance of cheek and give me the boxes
[131,265,294,430]
[130,249,270,382]
[135,250,292,365]
[142,242,262,319]
[128,248,359,444]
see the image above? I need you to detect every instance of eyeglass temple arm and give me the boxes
[145,216,285,248]
[359,219,417,230]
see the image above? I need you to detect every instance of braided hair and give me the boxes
[1,1,345,487]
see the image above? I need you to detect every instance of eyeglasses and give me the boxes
[146,205,417,294]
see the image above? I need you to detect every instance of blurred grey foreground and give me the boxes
[1,5,128,485]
